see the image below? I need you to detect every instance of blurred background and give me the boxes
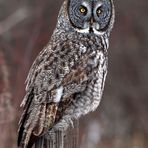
[0,0,148,147]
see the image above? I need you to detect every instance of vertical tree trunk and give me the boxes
[35,120,79,148]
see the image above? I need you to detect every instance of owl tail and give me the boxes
[18,93,58,148]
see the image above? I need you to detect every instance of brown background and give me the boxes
[0,0,148,147]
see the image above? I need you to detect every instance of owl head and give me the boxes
[55,0,115,36]
[68,0,115,35]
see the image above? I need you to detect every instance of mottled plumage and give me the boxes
[17,0,115,147]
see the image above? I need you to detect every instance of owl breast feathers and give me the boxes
[17,0,115,147]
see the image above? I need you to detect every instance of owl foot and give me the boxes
[53,115,74,132]
[45,115,74,141]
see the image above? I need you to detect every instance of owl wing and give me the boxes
[17,44,89,148]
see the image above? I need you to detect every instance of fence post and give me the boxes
[35,119,79,148]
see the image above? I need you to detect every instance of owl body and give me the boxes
[23,31,108,118]
[18,0,115,147]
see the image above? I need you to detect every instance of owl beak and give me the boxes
[90,18,94,26]
[89,18,94,33]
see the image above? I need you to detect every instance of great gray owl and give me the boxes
[17,0,115,147]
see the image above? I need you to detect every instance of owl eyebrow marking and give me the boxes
[96,2,103,8]
[82,1,89,8]
[54,86,63,103]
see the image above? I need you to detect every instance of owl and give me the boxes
[17,0,115,147]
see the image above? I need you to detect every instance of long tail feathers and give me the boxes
[18,102,58,148]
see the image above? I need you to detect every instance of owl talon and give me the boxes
[45,129,56,141]
[52,115,73,133]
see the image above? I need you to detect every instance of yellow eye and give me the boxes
[80,6,87,14]
[97,7,103,15]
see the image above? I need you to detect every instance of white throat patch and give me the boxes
[76,28,90,34]
[76,27,105,36]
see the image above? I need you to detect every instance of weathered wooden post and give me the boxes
[35,120,79,148]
